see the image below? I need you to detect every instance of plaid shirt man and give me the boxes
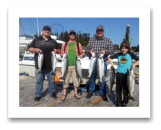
[60,41,85,56]
[85,36,115,61]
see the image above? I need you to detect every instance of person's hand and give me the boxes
[60,53,63,57]
[131,65,135,71]
[101,50,105,56]
[111,63,114,67]
[53,49,60,54]
[89,49,94,54]
[80,54,83,59]
[35,48,41,54]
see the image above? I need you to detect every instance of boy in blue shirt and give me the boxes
[108,41,139,107]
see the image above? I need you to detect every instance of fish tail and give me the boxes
[100,81,103,85]
[80,79,83,83]
[128,96,135,101]
[86,76,90,79]
[51,72,56,75]
[107,92,113,97]
[59,77,63,79]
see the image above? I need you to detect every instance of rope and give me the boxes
[30,18,37,34]
[26,18,34,35]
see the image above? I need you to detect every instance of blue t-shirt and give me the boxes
[109,52,139,74]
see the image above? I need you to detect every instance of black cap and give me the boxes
[43,26,51,31]
[96,25,104,31]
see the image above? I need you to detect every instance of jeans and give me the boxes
[88,61,108,96]
[35,68,56,97]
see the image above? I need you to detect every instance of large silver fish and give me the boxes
[51,51,57,75]
[127,68,135,101]
[86,52,97,79]
[107,66,115,97]
[97,53,104,85]
[59,53,68,80]
[76,56,83,83]
[38,50,43,74]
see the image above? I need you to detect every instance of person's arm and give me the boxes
[129,52,139,71]
[85,39,92,56]
[108,53,120,67]
[132,60,139,71]
[105,39,115,55]
[108,57,114,67]
[60,43,65,57]
[79,43,85,58]
[28,39,41,54]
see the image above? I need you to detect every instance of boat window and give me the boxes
[23,57,34,60]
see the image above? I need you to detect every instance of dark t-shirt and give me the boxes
[27,36,58,70]
[109,52,139,74]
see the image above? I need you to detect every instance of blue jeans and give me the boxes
[35,69,56,97]
[88,61,108,96]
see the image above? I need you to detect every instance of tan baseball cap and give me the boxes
[69,30,76,33]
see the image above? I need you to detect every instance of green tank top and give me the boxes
[68,42,76,66]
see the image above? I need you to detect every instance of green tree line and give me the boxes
[34,31,139,52]
[131,45,139,52]
[54,31,90,47]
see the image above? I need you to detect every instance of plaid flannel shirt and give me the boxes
[85,36,115,61]
[60,41,85,57]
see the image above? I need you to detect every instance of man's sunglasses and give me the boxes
[69,32,76,36]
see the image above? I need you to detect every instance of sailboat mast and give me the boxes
[36,18,39,37]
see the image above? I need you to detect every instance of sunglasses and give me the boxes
[69,32,76,36]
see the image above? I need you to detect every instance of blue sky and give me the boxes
[19,18,139,47]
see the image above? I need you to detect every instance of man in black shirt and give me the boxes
[28,26,61,101]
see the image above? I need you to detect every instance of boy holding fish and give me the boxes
[108,41,139,107]
[60,30,85,101]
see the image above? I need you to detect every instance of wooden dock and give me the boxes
[19,69,139,107]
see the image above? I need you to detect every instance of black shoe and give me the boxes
[86,92,93,99]
[116,103,122,107]
[34,97,41,102]
[102,95,108,101]
[51,92,57,99]
[122,102,127,107]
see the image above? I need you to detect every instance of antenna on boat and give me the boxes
[36,18,39,37]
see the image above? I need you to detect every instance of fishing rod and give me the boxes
[50,23,64,34]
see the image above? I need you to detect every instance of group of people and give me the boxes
[28,25,139,107]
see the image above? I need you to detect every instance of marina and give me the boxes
[19,22,139,107]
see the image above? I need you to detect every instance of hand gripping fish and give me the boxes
[86,52,97,79]
[51,51,57,75]
[59,53,68,80]
[127,68,135,101]
[76,56,83,83]
[97,53,104,85]
[107,66,115,97]
[38,50,43,74]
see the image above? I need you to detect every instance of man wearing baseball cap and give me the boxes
[60,30,85,101]
[28,25,61,102]
[85,25,115,101]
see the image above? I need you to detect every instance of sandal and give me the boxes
[61,94,67,101]
[74,94,80,99]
